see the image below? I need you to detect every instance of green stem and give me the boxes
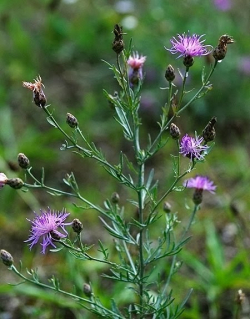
[10,265,124,319]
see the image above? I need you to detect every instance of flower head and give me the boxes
[184,175,216,193]
[127,52,146,87]
[167,33,213,58]
[0,173,8,188]
[180,134,208,161]
[23,75,47,107]
[25,208,71,254]
[213,0,232,11]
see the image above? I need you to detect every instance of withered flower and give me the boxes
[23,75,47,107]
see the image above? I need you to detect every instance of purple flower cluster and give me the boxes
[25,208,72,254]
[167,33,212,58]
[180,134,208,161]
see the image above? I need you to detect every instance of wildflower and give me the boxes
[0,173,8,188]
[23,75,47,107]
[180,134,208,161]
[25,208,72,254]
[213,0,232,11]
[184,175,216,205]
[127,52,146,87]
[167,32,213,59]
[0,249,14,267]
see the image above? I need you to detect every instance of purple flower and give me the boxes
[127,52,146,86]
[166,33,213,58]
[0,173,8,188]
[184,175,216,193]
[180,134,208,161]
[213,0,232,11]
[25,208,71,254]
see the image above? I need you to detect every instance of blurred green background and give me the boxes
[1,0,250,318]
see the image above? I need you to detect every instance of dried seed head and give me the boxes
[170,123,181,139]
[72,218,83,234]
[165,65,175,82]
[23,76,47,107]
[213,34,234,61]
[0,249,14,267]
[112,24,125,54]
[202,117,217,143]
[18,153,30,169]
[6,178,24,189]
[66,113,78,128]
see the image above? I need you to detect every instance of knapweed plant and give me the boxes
[0,28,234,318]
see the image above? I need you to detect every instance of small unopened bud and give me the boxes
[66,113,78,128]
[0,249,14,267]
[183,55,194,68]
[163,202,171,213]
[18,153,30,169]
[165,65,175,82]
[170,123,181,139]
[112,24,125,54]
[6,178,24,189]
[72,218,83,234]
[111,192,120,204]
[83,283,92,297]
[235,289,245,306]
[193,189,203,205]
[202,117,217,143]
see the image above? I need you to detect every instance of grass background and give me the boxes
[0,0,250,318]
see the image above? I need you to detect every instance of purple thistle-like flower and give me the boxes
[213,0,232,11]
[184,175,216,193]
[167,33,213,58]
[127,52,146,87]
[180,134,208,161]
[25,208,72,254]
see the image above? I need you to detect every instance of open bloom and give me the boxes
[0,173,8,188]
[25,208,71,254]
[166,33,213,58]
[127,52,146,86]
[180,134,208,161]
[184,176,216,193]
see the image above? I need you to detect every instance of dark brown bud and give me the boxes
[183,55,194,68]
[170,123,181,139]
[213,34,234,61]
[83,283,92,297]
[165,65,175,82]
[18,153,30,169]
[0,249,14,267]
[112,24,125,54]
[66,113,78,128]
[72,218,83,234]
[111,192,120,204]
[23,76,47,107]
[202,117,217,143]
[163,201,171,213]
[50,230,61,241]
[6,178,24,189]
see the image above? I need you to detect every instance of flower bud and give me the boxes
[18,153,30,169]
[6,178,24,189]
[0,249,14,267]
[183,55,194,68]
[111,192,120,204]
[169,123,181,139]
[202,117,217,143]
[0,173,8,188]
[50,230,61,241]
[72,218,83,234]
[213,34,234,61]
[23,76,46,107]
[163,201,171,213]
[83,283,92,297]
[66,113,78,128]
[165,65,175,82]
